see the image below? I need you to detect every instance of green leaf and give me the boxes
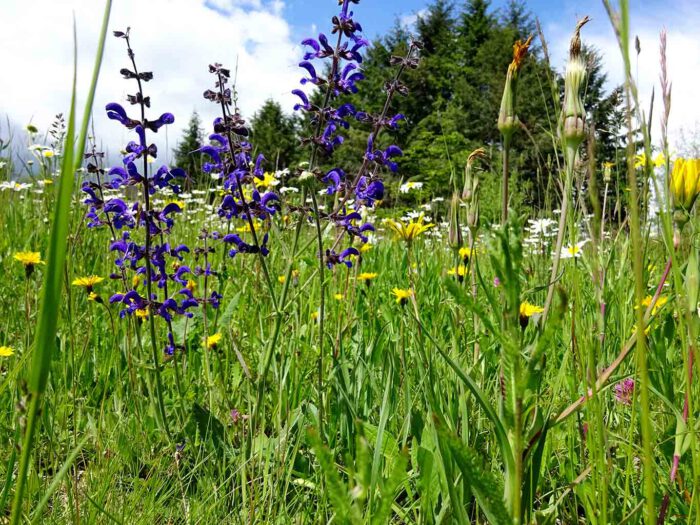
[436,420,512,525]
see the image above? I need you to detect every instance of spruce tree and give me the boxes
[173,111,204,185]
[250,99,300,170]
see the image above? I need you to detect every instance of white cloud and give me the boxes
[0,0,301,164]
[400,8,427,29]
[544,1,700,152]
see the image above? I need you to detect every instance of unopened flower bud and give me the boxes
[561,17,589,154]
[448,192,463,249]
[498,36,532,140]
[670,158,700,211]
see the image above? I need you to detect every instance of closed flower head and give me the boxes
[562,17,589,154]
[670,158,700,219]
[498,35,533,139]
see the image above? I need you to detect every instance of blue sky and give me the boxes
[1,0,699,155]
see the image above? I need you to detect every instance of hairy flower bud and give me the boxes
[561,17,589,154]
[448,191,463,249]
[463,148,484,233]
[497,36,532,140]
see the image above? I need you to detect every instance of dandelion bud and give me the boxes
[497,36,532,140]
[603,162,613,183]
[562,17,589,154]
[448,192,463,249]
[670,158,700,213]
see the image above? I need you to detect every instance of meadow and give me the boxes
[1,0,699,523]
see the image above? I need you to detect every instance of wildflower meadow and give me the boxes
[2,0,700,523]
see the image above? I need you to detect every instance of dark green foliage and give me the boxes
[250,99,300,170]
[173,111,204,184]
[327,1,624,219]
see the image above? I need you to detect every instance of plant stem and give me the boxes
[502,136,511,225]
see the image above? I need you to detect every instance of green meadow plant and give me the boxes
[5,1,700,523]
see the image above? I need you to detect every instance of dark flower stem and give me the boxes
[124,33,170,438]
[215,71,278,312]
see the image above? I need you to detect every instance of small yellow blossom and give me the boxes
[254,172,280,189]
[186,279,197,292]
[357,272,378,281]
[653,153,666,168]
[360,243,373,253]
[448,265,469,281]
[385,214,434,243]
[459,246,473,261]
[334,293,344,301]
[520,302,544,317]
[0,346,14,357]
[206,332,222,349]
[132,274,141,288]
[72,275,105,289]
[392,288,413,305]
[135,308,149,319]
[278,275,287,284]
[311,310,319,321]
[14,251,44,267]
[638,295,668,316]
[519,301,544,328]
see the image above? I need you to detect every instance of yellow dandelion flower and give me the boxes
[357,272,378,281]
[0,346,14,357]
[334,293,344,301]
[254,172,279,189]
[519,301,543,328]
[385,214,434,243]
[72,275,105,289]
[459,246,474,260]
[392,288,413,305]
[653,153,666,168]
[447,265,469,281]
[135,308,149,319]
[520,302,544,317]
[186,279,197,292]
[206,332,222,349]
[638,295,668,316]
[14,251,44,267]
[278,275,287,284]
[360,243,373,253]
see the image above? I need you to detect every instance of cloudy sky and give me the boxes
[1,0,698,160]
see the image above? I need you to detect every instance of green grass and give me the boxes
[1,1,698,524]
